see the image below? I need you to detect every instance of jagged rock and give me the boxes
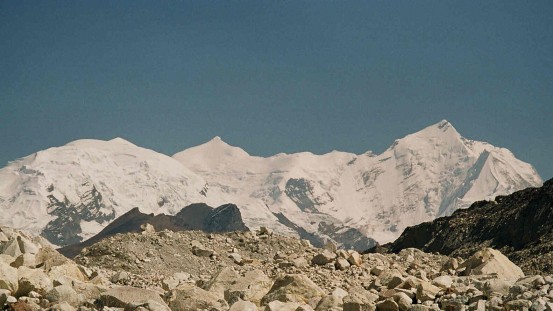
[311,251,337,266]
[48,262,88,283]
[481,278,513,296]
[378,269,403,288]
[140,223,155,234]
[335,258,350,271]
[165,283,228,311]
[376,298,399,311]
[261,274,325,305]
[504,299,532,311]
[431,275,452,289]
[229,299,258,311]
[229,252,244,265]
[292,257,308,268]
[371,266,386,276]
[315,295,343,311]
[343,286,378,311]
[110,271,130,283]
[415,281,441,302]
[16,267,53,297]
[265,300,311,311]
[45,284,84,306]
[10,254,36,268]
[191,240,213,257]
[34,246,69,271]
[347,252,362,267]
[225,269,272,305]
[50,301,76,311]
[100,286,168,309]
[0,261,18,292]
[460,248,524,281]
[392,292,411,311]
[0,289,11,305]
[1,238,22,258]
[203,267,239,299]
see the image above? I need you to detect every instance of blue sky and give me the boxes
[1,1,552,179]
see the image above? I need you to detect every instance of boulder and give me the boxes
[0,261,18,293]
[100,286,168,309]
[229,299,258,311]
[191,240,213,257]
[460,248,524,281]
[347,252,362,267]
[225,269,272,305]
[140,223,155,234]
[165,283,228,311]
[431,276,452,289]
[376,298,399,311]
[415,281,441,302]
[16,267,53,297]
[335,258,351,271]
[44,284,84,306]
[343,286,378,311]
[265,300,306,311]
[10,254,36,269]
[203,267,239,299]
[311,251,337,266]
[261,274,325,305]
[315,295,342,311]
[48,262,87,283]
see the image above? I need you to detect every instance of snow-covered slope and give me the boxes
[0,120,543,248]
[173,120,542,244]
[0,138,207,245]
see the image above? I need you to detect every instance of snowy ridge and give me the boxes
[0,120,543,247]
[174,120,542,244]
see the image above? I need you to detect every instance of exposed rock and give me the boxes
[0,261,18,292]
[343,286,378,311]
[460,248,524,281]
[165,283,228,311]
[100,286,168,309]
[311,251,337,266]
[261,274,325,305]
[229,299,258,311]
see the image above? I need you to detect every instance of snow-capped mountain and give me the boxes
[0,120,543,248]
[173,120,542,244]
[0,138,207,245]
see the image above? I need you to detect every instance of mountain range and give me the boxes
[0,120,542,248]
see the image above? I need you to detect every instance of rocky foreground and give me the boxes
[2,225,553,311]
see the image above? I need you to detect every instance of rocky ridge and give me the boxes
[382,178,553,275]
[2,224,553,310]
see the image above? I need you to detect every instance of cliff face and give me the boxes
[383,178,553,274]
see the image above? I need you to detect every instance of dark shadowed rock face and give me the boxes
[58,203,248,258]
[380,178,553,274]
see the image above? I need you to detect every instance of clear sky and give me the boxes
[1,1,552,179]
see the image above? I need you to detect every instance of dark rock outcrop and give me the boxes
[58,203,247,258]
[379,178,553,274]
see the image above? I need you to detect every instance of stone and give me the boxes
[1,238,22,258]
[292,257,308,269]
[375,298,399,311]
[229,299,258,311]
[347,252,362,267]
[225,269,272,305]
[34,246,69,271]
[392,292,412,311]
[50,301,76,311]
[0,261,18,292]
[191,240,213,257]
[0,289,11,305]
[504,299,532,311]
[48,262,87,283]
[323,240,337,253]
[415,281,441,302]
[10,254,36,268]
[100,286,168,309]
[343,286,378,311]
[203,267,239,299]
[229,253,244,265]
[431,276,452,289]
[482,278,513,296]
[16,267,53,297]
[370,266,385,276]
[460,248,524,281]
[261,274,325,305]
[311,251,337,266]
[140,223,155,234]
[165,283,228,311]
[335,258,351,271]
[110,271,130,283]
[45,284,84,306]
